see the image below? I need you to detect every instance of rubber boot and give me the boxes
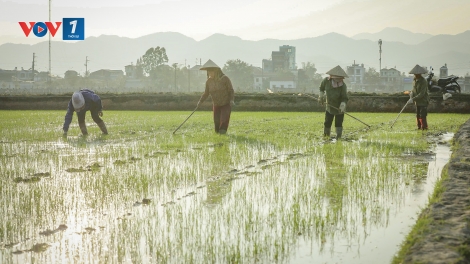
[97,121,108,135]
[78,122,88,136]
[418,118,424,130]
[421,117,428,130]
[323,127,331,137]
[335,127,343,139]
[416,117,421,130]
[218,129,227,135]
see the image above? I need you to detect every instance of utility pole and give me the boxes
[48,0,51,83]
[188,65,190,92]
[84,56,89,77]
[378,39,383,89]
[172,63,178,92]
[378,39,382,76]
[31,53,36,81]
[261,67,263,92]
[84,56,89,87]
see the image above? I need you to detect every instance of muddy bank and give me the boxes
[400,118,470,263]
[0,93,469,112]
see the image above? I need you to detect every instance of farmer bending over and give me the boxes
[63,89,108,136]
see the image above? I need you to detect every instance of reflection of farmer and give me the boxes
[63,89,108,136]
[407,65,430,130]
[205,145,232,205]
[197,60,235,134]
[319,65,349,139]
[322,142,347,211]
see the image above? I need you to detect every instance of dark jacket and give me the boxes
[319,77,349,115]
[411,76,430,106]
[63,89,102,132]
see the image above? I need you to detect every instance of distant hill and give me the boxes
[0,35,44,46]
[1,29,470,78]
[352,27,433,45]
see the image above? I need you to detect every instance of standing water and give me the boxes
[1,111,464,264]
[290,133,453,263]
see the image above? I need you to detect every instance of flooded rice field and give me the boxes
[0,110,468,263]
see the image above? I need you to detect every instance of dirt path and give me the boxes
[400,118,470,263]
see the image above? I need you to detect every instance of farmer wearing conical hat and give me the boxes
[408,64,430,130]
[198,59,235,134]
[63,89,108,136]
[318,65,349,139]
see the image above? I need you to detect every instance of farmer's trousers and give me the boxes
[213,104,232,133]
[77,107,103,125]
[416,106,428,119]
[324,111,344,128]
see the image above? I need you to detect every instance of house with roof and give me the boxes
[380,67,401,82]
[347,61,365,85]
[252,66,275,92]
[269,76,297,91]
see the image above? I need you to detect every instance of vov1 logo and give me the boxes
[18,18,85,40]
[62,18,85,40]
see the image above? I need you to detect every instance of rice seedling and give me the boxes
[0,110,468,263]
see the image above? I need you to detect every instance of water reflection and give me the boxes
[292,135,452,264]
[321,142,347,213]
[205,144,233,206]
[0,111,456,264]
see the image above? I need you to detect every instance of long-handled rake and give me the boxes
[390,92,412,129]
[298,93,371,128]
[390,102,410,129]
[172,106,198,134]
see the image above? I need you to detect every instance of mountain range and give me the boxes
[1,27,470,77]
[351,27,433,45]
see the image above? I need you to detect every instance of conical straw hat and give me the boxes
[409,64,427,74]
[326,65,348,78]
[200,59,221,70]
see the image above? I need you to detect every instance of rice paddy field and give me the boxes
[0,110,469,264]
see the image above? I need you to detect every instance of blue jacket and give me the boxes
[63,89,102,132]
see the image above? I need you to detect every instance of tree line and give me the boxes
[136,46,326,92]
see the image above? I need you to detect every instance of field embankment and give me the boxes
[0,93,469,112]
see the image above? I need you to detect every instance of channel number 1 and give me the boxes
[69,20,77,34]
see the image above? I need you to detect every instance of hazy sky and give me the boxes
[1,0,469,43]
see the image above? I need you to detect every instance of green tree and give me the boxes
[222,59,253,91]
[139,47,169,79]
[364,67,381,86]
[153,65,173,91]
[299,62,323,90]
[302,62,317,79]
